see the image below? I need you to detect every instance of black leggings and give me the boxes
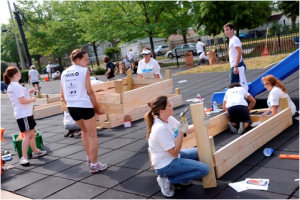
[227,105,250,125]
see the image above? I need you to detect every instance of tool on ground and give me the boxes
[179,108,188,122]
[279,154,299,160]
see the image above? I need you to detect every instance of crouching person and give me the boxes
[145,96,209,197]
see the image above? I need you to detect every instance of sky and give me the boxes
[0,0,18,26]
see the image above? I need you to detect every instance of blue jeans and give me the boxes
[197,52,203,65]
[1,81,8,93]
[155,148,210,184]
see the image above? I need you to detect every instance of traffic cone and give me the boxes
[261,48,270,56]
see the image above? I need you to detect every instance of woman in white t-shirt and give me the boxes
[261,75,297,117]
[137,47,162,79]
[4,67,47,165]
[28,65,40,93]
[61,48,108,174]
[223,83,256,134]
[145,96,209,197]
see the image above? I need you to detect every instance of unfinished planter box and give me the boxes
[180,97,292,188]
[33,94,62,119]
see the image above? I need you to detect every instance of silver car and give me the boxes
[165,43,197,59]
[154,45,170,56]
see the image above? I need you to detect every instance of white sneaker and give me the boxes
[157,176,175,197]
[20,156,29,165]
[32,149,47,158]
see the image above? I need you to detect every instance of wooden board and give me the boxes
[190,103,217,188]
[33,103,63,119]
[214,108,292,178]
[96,94,183,129]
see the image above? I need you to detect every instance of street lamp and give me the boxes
[6,0,26,69]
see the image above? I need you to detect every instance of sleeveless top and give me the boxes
[61,65,93,108]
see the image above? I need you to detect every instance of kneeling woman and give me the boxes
[146,96,209,197]
[261,75,297,117]
[223,82,256,134]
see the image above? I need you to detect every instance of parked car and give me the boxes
[165,43,197,59]
[239,33,252,39]
[249,30,266,38]
[154,45,170,56]
[41,63,62,74]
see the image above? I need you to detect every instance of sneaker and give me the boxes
[179,180,193,186]
[157,176,175,197]
[228,122,238,134]
[32,149,47,158]
[86,156,91,166]
[238,122,244,135]
[74,130,81,138]
[20,156,29,165]
[64,130,74,137]
[90,162,108,174]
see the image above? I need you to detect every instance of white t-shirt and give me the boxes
[52,72,58,79]
[148,116,180,169]
[28,69,40,83]
[7,82,33,119]
[128,51,134,60]
[223,87,250,108]
[267,86,296,115]
[46,64,53,73]
[123,58,130,69]
[137,58,162,79]
[229,36,243,67]
[199,52,208,60]
[196,41,204,53]
[61,65,93,108]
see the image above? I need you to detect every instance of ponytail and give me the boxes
[144,96,168,139]
[145,110,154,139]
[3,66,19,85]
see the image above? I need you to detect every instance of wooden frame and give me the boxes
[32,94,62,119]
[61,70,183,128]
[184,97,292,188]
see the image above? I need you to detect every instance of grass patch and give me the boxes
[178,53,291,75]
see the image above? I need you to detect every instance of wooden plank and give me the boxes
[167,94,183,107]
[127,70,133,91]
[94,93,121,104]
[280,97,289,111]
[209,136,216,167]
[207,112,230,137]
[99,103,122,114]
[91,81,116,92]
[132,78,164,85]
[250,115,272,123]
[165,70,171,79]
[250,108,268,113]
[33,104,63,119]
[33,98,48,106]
[121,79,172,104]
[190,103,217,188]
[96,85,127,94]
[175,88,180,95]
[181,137,197,149]
[47,96,61,103]
[214,108,292,178]
[34,101,61,110]
[61,101,68,111]
[115,79,124,94]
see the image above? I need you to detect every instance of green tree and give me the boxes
[277,1,299,28]
[198,1,272,36]
[102,1,175,59]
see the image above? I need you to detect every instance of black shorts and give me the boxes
[227,105,251,125]
[32,82,39,85]
[68,107,95,121]
[16,115,36,133]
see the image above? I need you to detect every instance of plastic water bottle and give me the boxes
[212,101,218,111]
[197,93,201,101]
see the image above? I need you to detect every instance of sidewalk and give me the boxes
[1,67,298,199]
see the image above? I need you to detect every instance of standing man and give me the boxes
[28,65,41,94]
[127,49,136,72]
[223,23,248,91]
[46,61,53,81]
[196,38,205,66]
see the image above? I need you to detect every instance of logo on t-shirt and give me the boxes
[173,128,179,139]
[75,72,79,76]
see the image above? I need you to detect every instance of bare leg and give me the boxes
[244,122,249,129]
[82,115,98,164]
[74,119,91,159]
[232,122,237,127]
[22,129,37,157]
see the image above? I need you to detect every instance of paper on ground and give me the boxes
[186,98,204,102]
[177,80,187,83]
[229,179,269,192]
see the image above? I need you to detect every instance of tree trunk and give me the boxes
[236,28,239,37]
[291,16,296,29]
[183,33,188,44]
[92,41,100,67]
[58,56,63,74]
[149,36,156,59]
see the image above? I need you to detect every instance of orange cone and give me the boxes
[261,48,270,56]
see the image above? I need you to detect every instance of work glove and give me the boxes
[178,119,188,133]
